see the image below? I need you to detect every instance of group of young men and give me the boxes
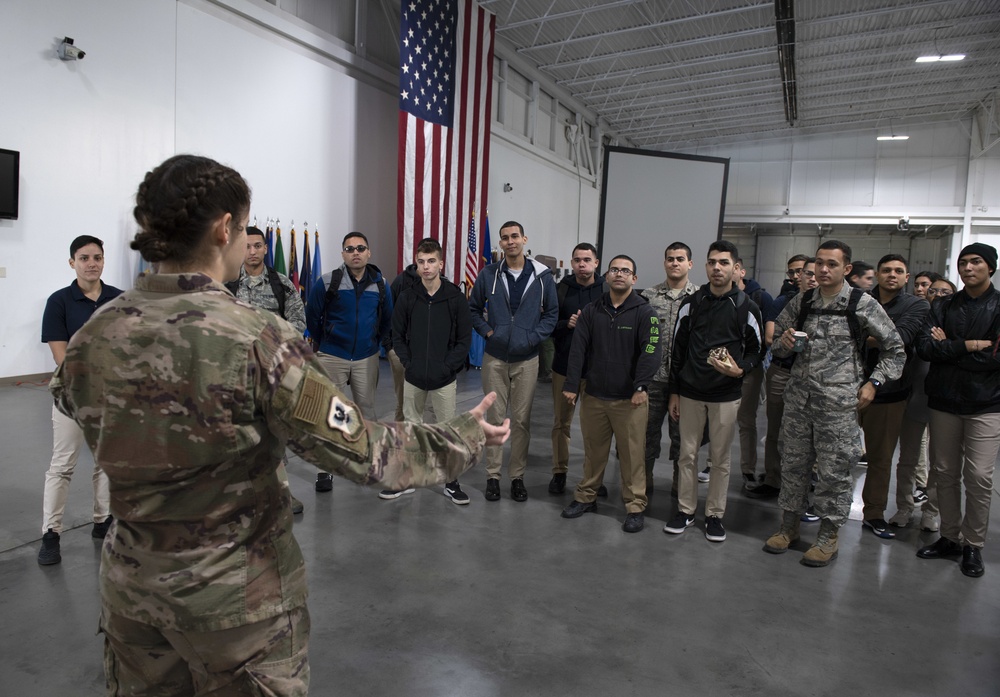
[39,226,1000,579]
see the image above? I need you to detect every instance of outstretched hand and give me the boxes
[471,392,511,446]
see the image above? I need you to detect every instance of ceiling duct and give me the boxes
[775,0,798,126]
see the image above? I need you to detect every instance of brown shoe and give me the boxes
[763,510,801,554]
[801,519,839,567]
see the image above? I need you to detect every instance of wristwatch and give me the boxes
[869,378,882,389]
[635,385,647,393]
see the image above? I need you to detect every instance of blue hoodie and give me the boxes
[469,257,558,362]
[306,263,393,360]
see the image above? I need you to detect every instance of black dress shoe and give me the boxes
[548,473,566,494]
[315,473,333,492]
[484,479,501,501]
[746,484,780,500]
[511,478,528,502]
[916,536,962,559]
[623,512,644,533]
[961,545,985,578]
[561,500,597,518]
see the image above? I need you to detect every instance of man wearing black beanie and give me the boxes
[915,242,1000,578]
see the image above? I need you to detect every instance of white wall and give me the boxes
[0,0,398,378]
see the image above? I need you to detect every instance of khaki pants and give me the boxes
[575,393,648,513]
[482,353,538,480]
[102,606,310,696]
[859,400,907,520]
[737,362,766,477]
[895,414,928,515]
[315,353,380,420]
[387,349,406,421]
[550,372,583,474]
[677,396,740,518]
[403,380,456,423]
[929,409,1000,549]
[42,403,109,533]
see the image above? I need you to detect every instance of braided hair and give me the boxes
[131,155,251,263]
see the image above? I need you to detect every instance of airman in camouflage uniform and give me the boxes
[49,154,505,696]
[764,240,904,567]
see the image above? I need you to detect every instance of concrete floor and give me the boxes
[1,362,998,696]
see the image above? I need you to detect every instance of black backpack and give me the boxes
[794,287,867,358]
[225,267,289,318]
[685,287,752,334]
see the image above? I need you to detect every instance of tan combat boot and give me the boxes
[801,519,839,567]
[763,510,801,554]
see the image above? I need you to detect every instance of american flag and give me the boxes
[465,211,477,288]
[397,0,495,283]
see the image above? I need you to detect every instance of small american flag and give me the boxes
[465,211,477,288]
[397,0,495,283]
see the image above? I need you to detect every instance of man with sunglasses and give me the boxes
[560,255,660,532]
[307,232,393,492]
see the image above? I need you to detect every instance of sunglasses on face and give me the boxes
[343,245,368,253]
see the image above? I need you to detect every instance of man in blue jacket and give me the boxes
[915,243,1000,578]
[560,254,660,532]
[307,232,393,492]
[469,221,558,502]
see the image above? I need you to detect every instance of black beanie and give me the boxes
[958,243,998,275]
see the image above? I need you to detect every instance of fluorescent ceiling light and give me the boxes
[877,135,909,141]
[916,54,965,63]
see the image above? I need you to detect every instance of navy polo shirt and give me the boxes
[41,280,124,343]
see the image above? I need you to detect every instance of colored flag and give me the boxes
[397,0,495,284]
[481,211,491,268]
[464,211,478,289]
[288,225,299,290]
[300,226,312,303]
[264,222,274,268]
[311,229,323,293]
[274,224,286,276]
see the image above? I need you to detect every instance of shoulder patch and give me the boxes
[327,395,361,440]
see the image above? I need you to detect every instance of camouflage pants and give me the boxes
[643,381,678,485]
[778,402,862,527]
[101,606,309,696]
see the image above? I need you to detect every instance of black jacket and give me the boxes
[864,288,929,404]
[564,291,660,400]
[669,284,765,402]
[551,274,606,376]
[391,279,472,391]
[915,284,1000,415]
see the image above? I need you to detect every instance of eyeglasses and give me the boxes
[343,245,368,253]
[801,270,816,278]
[927,288,954,296]
[787,268,804,278]
[607,267,634,277]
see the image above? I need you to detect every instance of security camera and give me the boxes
[897,217,910,232]
[57,37,85,61]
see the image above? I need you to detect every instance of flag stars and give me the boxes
[401,89,409,100]
[415,45,422,55]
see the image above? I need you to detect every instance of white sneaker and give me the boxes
[378,488,416,500]
[888,510,911,528]
[698,466,711,483]
[920,512,939,532]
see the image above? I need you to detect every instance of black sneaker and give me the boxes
[315,473,333,492]
[561,500,597,518]
[290,495,304,514]
[862,518,896,539]
[38,529,61,566]
[913,487,929,505]
[92,515,113,539]
[444,480,470,505]
[705,516,727,542]
[746,483,781,500]
[378,488,415,500]
[623,512,644,533]
[742,473,757,491]
[484,479,501,501]
[548,473,567,495]
[801,508,820,523]
[597,484,608,498]
[663,512,695,534]
[511,478,528,502]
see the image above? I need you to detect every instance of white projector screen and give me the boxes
[598,147,729,288]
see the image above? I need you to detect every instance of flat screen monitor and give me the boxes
[0,149,19,220]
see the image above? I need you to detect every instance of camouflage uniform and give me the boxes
[50,273,485,694]
[772,283,904,526]
[640,280,698,483]
[230,265,306,334]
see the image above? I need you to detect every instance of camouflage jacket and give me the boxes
[50,273,485,632]
[640,280,698,383]
[231,265,306,334]
[772,282,905,411]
